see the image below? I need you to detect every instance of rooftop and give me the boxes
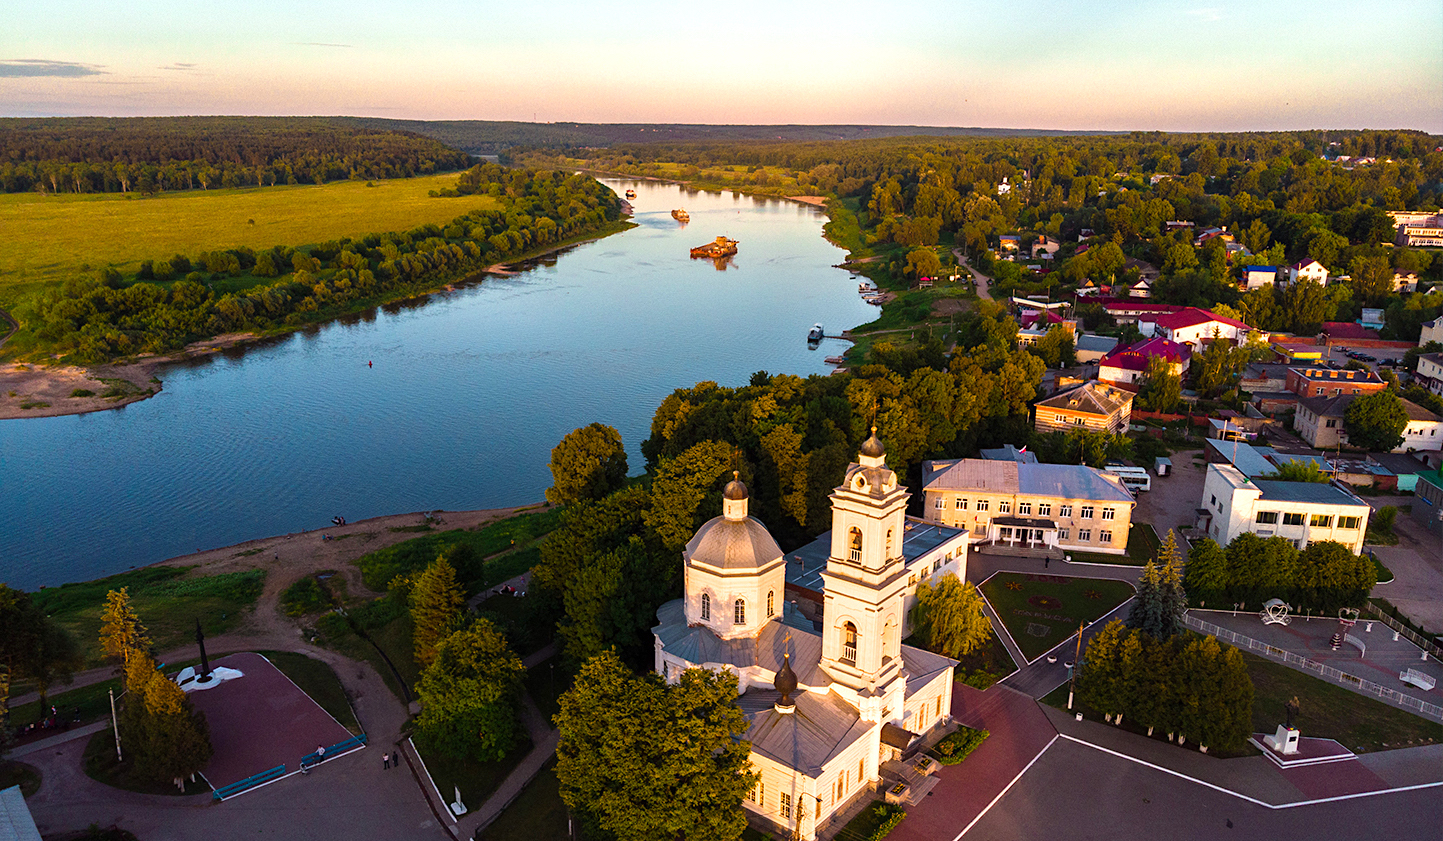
[981,444,1039,463]
[1320,322,1378,340]
[1035,381,1133,416]
[784,517,968,593]
[1365,452,1430,475]
[923,459,1134,503]
[1099,337,1192,371]
[1204,438,1276,478]
[1150,306,1252,332]
[1291,367,1384,384]
[1252,479,1368,507]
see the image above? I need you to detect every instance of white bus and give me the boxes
[1104,464,1151,493]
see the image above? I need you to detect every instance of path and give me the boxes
[953,250,992,300]
[0,305,16,350]
[1361,495,1443,632]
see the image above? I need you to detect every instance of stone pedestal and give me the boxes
[1262,725,1300,755]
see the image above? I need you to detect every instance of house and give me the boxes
[1194,227,1234,247]
[1196,464,1370,554]
[1420,319,1443,347]
[979,444,1038,463]
[1415,353,1443,396]
[1243,266,1279,290]
[1400,399,1443,451]
[1272,342,1325,364]
[1033,381,1133,435]
[1102,301,1180,324]
[1411,468,1443,537]
[1286,259,1330,285]
[1165,221,1195,233]
[1127,279,1152,299]
[1358,308,1385,331]
[921,459,1136,557]
[1240,362,1295,394]
[653,435,960,841]
[1074,334,1119,364]
[1077,228,1096,242]
[1142,307,1264,352]
[1365,452,1430,493]
[1032,235,1061,259]
[1294,393,1441,452]
[999,235,1020,252]
[1224,241,1253,263]
[1123,257,1161,283]
[1098,338,1191,386]
[1285,367,1385,399]
[1076,279,1102,297]
[1394,272,1419,293]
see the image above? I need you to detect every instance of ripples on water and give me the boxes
[0,179,876,589]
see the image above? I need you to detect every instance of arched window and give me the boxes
[842,622,858,664]
[885,528,894,556]
[767,590,775,617]
[701,593,710,620]
[734,598,746,625]
[848,527,863,562]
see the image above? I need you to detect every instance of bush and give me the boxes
[280,575,332,616]
[931,726,989,765]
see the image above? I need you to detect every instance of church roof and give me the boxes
[902,645,957,697]
[653,599,828,685]
[738,689,873,777]
[685,515,783,572]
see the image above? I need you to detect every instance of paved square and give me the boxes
[186,652,354,789]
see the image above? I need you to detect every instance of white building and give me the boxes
[1287,259,1330,285]
[653,435,958,841]
[1197,464,1370,554]
[1416,352,1443,396]
[1242,266,1279,290]
[1142,307,1265,353]
[1419,318,1443,347]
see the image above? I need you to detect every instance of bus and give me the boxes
[1103,464,1151,493]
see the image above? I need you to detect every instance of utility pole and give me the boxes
[1067,620,1085,710]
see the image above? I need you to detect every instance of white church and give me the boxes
[652,432,964,840]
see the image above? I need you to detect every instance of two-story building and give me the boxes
[921,459,1136,557]
[1142,307,1264,352]
[1196,464,1370,553]
[1294,393,1441,452]
[1285,367,1386,399]
[1415,353,1443,397]
[1098,338,1191,386]
[1419,319,1443,347]
[1286,259,1330,285]
[1033,381,1133,435]
[1243,266,1279,290]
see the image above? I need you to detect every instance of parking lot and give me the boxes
[1132,447,1206,538]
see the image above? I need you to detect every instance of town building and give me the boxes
[1033,381,1133,435]
[1418,318,1443,347]
[0,786,41,841]
[1242,266,1279,290]
[1286,259,1330,285]
[1074,333,1119,364]
[1388,211,1443,247]
[1031,235,1061,259]
[1126,278,1152,298]
[1141,307,1264,352]
[979,444,1038,463]
[1293,393,1441,452]
[1196,464,1370,553]
[1393,272,1419,293]
[921,459,1136,557]
[1098,337,1191,386]
[1102,301,1179,323]
[1415,353,1443,396]
[652,436,959,841]
[1285,367,1386,399]
[1411,468,1443,537]
[1364,452,1431,493]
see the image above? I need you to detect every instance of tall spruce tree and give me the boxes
[410,555,465,668]
[1126,562,1166,639]
[1183,538,1228,605]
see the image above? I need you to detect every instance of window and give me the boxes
[701,593,710,620]
[1100,529,1113,543]
[1338,516,1361,529]
[834,774,843,803]
[1256,511,1278,524]
[998,501,1012,514]
[734,598,746,625]
[1210,495,1217,507]
[1315,387,1324,395]
[999,527,1013,540]
[858,758,865,786]
[1080,505,1095,519]
[1283,512,1305,526]
[749,781,764,804]
[955,498,967,510]
[1074,417,1085,425]
[1325,419,1337,428]
[936,697,943,718]
[933,559,941,572]
[1059,504,1072,517]
[909,574,917,587]
[780,792,792,819]
[1038,503,1052,516]
[1078,529,1092,542]
[976,499,990,512]
[767,590,775,617]
[886,529,894,556]
[934,496,944,509]
[849,527,862,562]
[842,623,858,665]
[1059,528,1070,540]
[1054,414,1064,423]
[1310,514,1332,528]
[1019,502,1032,516]
[1102,507,1115,521]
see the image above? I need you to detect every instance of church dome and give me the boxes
[860,428,886,458]
[685,515,783,572]
[724,474,749,500]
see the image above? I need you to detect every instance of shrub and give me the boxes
[280,575,332,616]
[932,726,989,765]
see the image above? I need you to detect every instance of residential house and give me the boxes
[1393,272,1419,293]
[921,459,1136,557]
[1420,319,1443,347]
[1224,241,1253,263]
[1285,367,1385,399]
[1193,227,1234,248]
[1142,307,1264,352]
[1243,266,1279,290]
[1197,464,1370,553]
[1032,235,1061,259]
[999,235,1020,252]
[1165,221,1195,233]
[1415,353,1443,396]
[1102,301,1180,323]
[1358,308,1385,331]
[1127,279,1153,298]
[1033,381,1133,435]
[1411,468,1443,537]
[1074,333,1120,364]
[1123,257,1161,283]
[1294,393,1441,452]
[1286,259,1329,285]
[1098,338,1191,386]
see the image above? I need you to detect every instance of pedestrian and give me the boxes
[1044,556,1050,569]
[392,750,399,768]
[316,744,325,760]
[383,753,391,770]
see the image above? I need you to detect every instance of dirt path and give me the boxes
[953,249,993,300]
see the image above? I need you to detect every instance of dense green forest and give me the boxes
[0,117,471,193]
[17,164,625,362]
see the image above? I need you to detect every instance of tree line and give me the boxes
[0,116,471,194]
[1185,534,1376,613]
[17,164,625,363]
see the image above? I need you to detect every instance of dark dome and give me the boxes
[861,428,886,457]
[774,652,798,703]
[723,472,749,500]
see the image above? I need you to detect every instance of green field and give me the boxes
[0,173,497,298]
[979,572,1135,662]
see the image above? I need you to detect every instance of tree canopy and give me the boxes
[908,573,992,658]
[1343,390,1410,452]
[547,423,629,506]
[415,619,525,762]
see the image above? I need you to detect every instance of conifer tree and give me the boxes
[1159,551,1188,640]
[1183,538,1228,604]
[100,588,151,666]
[1126,562,1166,639]
[1078,619,1124,719]
[411,555,465,668]
[1112,630,1144,727]
[119,654,213,788]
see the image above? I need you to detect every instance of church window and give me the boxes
[936,697,943,718]
[701,593,710,620]
[858,758,865,786]
[734,598,746,625]
[842,622,858,665]
[848,527,863,562]
[780,792,792,819]
[767,590,775,617]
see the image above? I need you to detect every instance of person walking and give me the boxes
[383,753,391,770]
[391,750,400,768]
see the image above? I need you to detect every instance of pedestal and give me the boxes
[1262,725,1300,755]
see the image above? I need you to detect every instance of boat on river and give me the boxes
[808,323,824,342]
[672,208,690,222]
[690,236,738,258]
[625,189,636,199]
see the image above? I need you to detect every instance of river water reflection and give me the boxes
[1,178,875,589]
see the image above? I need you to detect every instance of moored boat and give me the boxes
[671,208,690,222]
[808,323,824,342]
[625,189,636,199]
[690,236,738,258]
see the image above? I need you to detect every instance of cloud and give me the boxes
[0,59,107,78]
[159,63,198,71]
[292,42,353,48]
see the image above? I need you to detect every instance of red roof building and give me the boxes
[1141,307,1265,351]
[1098,338,1192,385]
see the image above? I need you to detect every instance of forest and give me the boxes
[0,117,471,193]
[16,164,625,363]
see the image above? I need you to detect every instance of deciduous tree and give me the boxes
[908,573,992,658]
[1343,390,1409,452]
[547,423,629,506]
[415,619,524,762]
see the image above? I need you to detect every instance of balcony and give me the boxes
[842,643,857,665]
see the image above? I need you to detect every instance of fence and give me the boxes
[213,764,286,801]
[300,733,368,768]
[1363,602,1443,661]
[1183,613,1443,723]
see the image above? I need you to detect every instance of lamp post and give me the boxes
[1067,620,1085,710]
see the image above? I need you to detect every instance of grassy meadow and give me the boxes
[0,173,497,301]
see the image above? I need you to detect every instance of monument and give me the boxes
[1262,697,1301,755]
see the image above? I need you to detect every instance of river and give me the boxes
[0,178,875,590]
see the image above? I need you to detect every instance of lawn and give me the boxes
[1241,651,1443,753]
[9,675,122,728]
[82,729,211,796]
[314,594,419,704]
[0,761,41,797]
[474,759,569,841]
[0,173,495,298]
[413,734,531,817]
[259,651,361,734]
[352,506,562,593]
[979,572,1135,662]
[476,590,559,658]
[28,566,265,667]
[1067,522,1159,566]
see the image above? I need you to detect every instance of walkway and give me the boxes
[952,250,992,300]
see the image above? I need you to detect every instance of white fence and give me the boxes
[1363,602,1443,660]
[1183,613,1443,723]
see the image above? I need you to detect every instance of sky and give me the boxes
[2,0,1440,133]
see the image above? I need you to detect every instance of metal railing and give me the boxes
[1363,602,1443,660]
[1184,613,1443,722]
[300,733,368,768]
[213,765,286,800]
